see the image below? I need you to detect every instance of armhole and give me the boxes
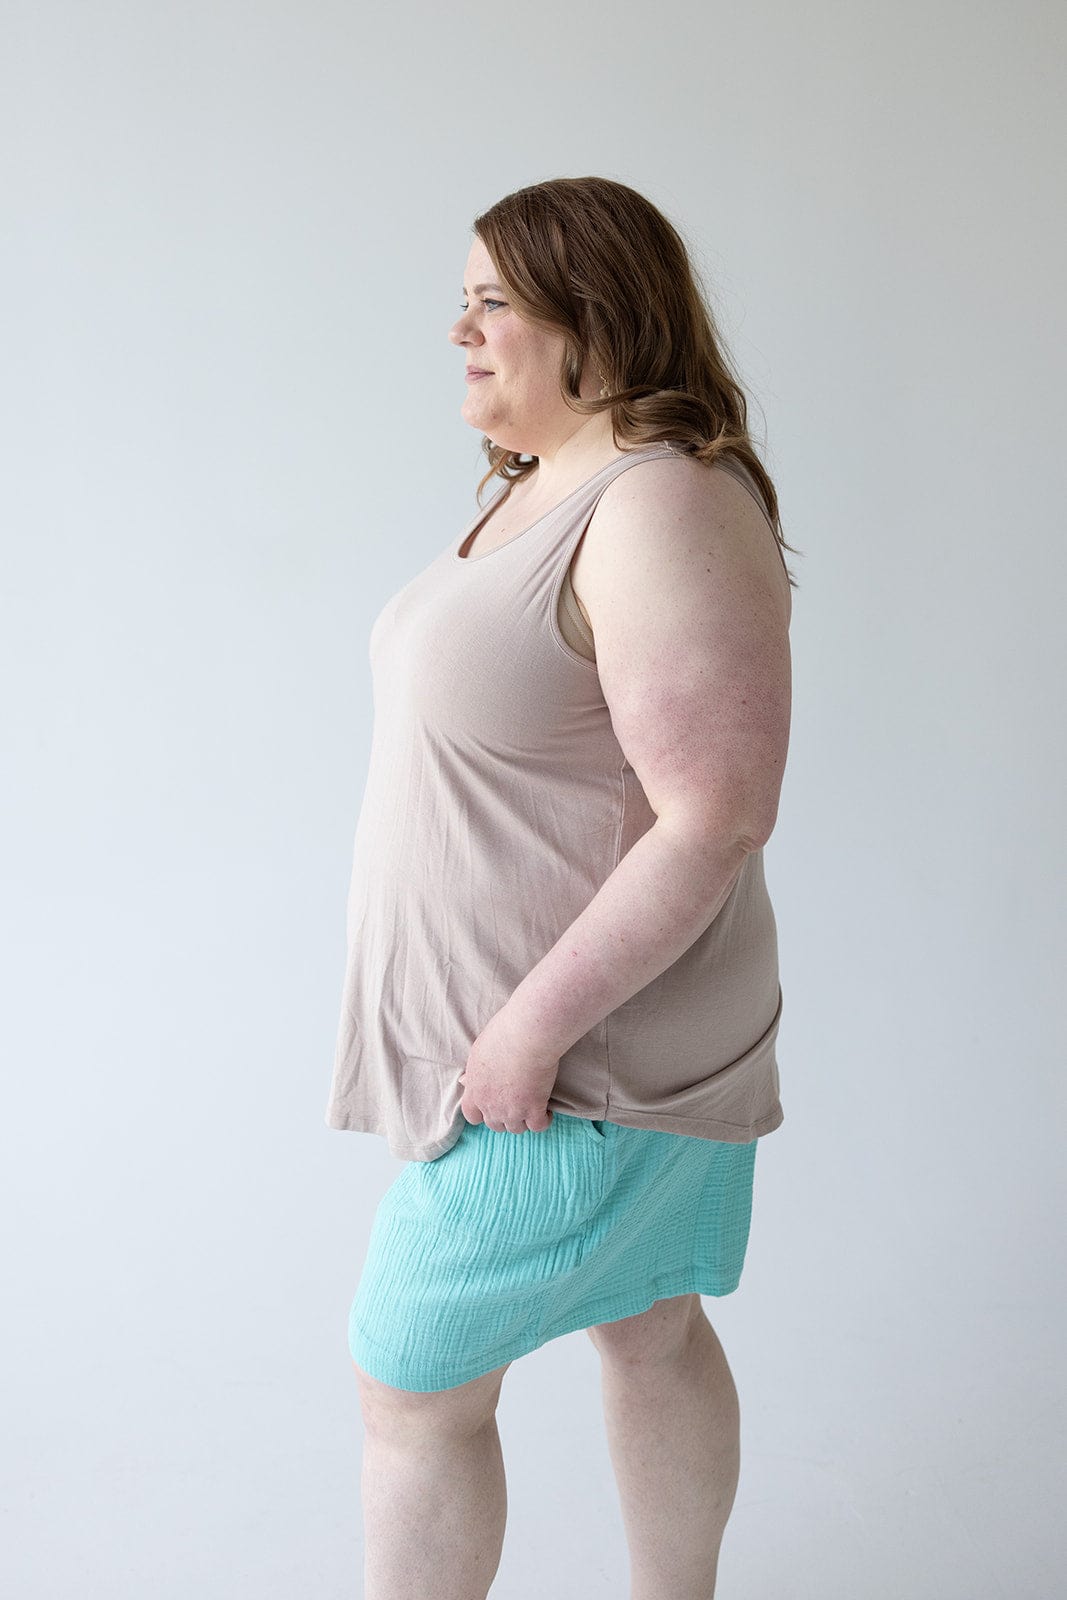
[558,565,597,661]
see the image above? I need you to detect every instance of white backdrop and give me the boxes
[3,2,1064,1596]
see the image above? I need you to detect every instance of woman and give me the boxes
[326,176,800,1599]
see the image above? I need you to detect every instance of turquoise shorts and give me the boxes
[348,1111,759,1392]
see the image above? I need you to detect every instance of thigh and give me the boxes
[348,1114,614,1392]
[586,1293,701,1362]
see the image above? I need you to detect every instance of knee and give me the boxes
[352,1359,509,1439]
[586,1292,702,1366]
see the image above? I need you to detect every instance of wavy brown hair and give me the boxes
[471,176,802,587]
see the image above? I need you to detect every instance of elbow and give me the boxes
[652,777,783,855]
[656,806,773,856]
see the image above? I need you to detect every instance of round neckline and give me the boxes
[453,443,680,564]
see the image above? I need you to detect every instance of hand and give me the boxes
[458,1006,560,1134]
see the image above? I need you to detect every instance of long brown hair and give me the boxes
[471,176,802,587]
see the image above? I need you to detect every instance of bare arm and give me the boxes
[497,457,792,1060]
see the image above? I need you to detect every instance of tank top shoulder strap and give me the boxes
[534,440,688,561]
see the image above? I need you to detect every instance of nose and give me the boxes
[448,310,482,347]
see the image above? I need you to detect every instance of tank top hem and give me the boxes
[324,1103,783,1163]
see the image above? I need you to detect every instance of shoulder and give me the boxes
[598,450,773,547]
[575,450,791,625]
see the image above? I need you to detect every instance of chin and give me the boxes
[469,419,520,450]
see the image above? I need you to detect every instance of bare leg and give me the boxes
[354,1359,511,1600]
[587,1295,741,1600]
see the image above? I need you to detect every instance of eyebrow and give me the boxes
[461,282,504,295]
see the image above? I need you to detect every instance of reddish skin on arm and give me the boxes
[459,457,792,1135]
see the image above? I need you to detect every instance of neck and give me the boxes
[522,414,625,499]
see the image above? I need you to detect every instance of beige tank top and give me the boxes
[325,441,785,1161]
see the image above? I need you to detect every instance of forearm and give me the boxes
[499,816,756,1060]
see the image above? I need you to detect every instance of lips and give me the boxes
[466,368,492,376]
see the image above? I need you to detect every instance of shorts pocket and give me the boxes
[405,1111,609,1252]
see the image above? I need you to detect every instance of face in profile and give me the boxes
[449,235,596,458]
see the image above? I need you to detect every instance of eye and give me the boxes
[459,298,505,312]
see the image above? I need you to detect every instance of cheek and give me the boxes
[496,328,537,369]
